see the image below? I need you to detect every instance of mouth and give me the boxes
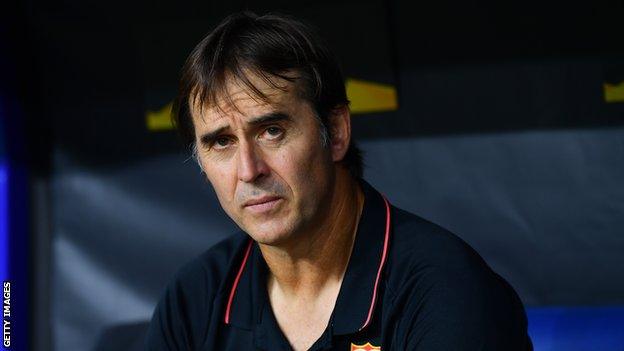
[243,196,283,213]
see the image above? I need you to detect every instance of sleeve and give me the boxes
[143,259,215,351]
[144,279,193,351]
[396,250,533,350]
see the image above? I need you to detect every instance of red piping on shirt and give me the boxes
[360,195,391,331]
[224,239,253,324]
[223,196,392,329]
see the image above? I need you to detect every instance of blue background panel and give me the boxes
[527,307,624,350]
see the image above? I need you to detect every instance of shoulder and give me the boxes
[167,231,249,301]
[385,206,530,349]
[145,232,250,350]
[386,205,513,297]
[388,206,487,275]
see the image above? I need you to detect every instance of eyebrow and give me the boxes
[199,112,292,146]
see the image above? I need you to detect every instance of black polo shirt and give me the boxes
[145,181,532,350]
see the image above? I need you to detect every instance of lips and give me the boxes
[243,196,282,214]
[243,195,282,207]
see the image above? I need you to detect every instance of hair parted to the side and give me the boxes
[173,11,364,178]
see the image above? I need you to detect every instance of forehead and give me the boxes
[190,72,303,125]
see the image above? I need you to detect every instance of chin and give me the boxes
[249,231,291,246]
[245,220,297,246]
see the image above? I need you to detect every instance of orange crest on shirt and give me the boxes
[350,342,381,351]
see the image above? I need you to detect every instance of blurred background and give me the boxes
[1,0,624,350]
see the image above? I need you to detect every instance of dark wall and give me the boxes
[7,0,624,349]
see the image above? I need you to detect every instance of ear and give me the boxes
[328,105,351,162]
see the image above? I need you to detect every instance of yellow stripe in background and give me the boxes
[146,102,174,131]
[145,78,399,131]
[604,81,624,103]
[346,78,398,114]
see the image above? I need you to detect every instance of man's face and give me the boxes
[191,74,336,246]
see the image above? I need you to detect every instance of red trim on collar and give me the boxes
[359,195,391,331]
[223,194,392,328]
[224,239,253,324]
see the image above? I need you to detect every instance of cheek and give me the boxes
[272,140,330,192]
[272,143,310,177]
[204,164,237,206]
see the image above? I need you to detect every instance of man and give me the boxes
[145,12,532,351]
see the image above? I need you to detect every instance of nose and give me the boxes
[236,140,269,183]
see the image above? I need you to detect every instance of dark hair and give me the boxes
[173,11,363,178]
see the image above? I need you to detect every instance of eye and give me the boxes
[212,136,232,150]
[263,126,284,140]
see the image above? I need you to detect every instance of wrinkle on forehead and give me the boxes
[190,69,300,123]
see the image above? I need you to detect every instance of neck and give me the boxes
[259,169,364,299]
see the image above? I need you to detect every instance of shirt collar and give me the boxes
[332,179,391,334]
[223,180,391,336]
